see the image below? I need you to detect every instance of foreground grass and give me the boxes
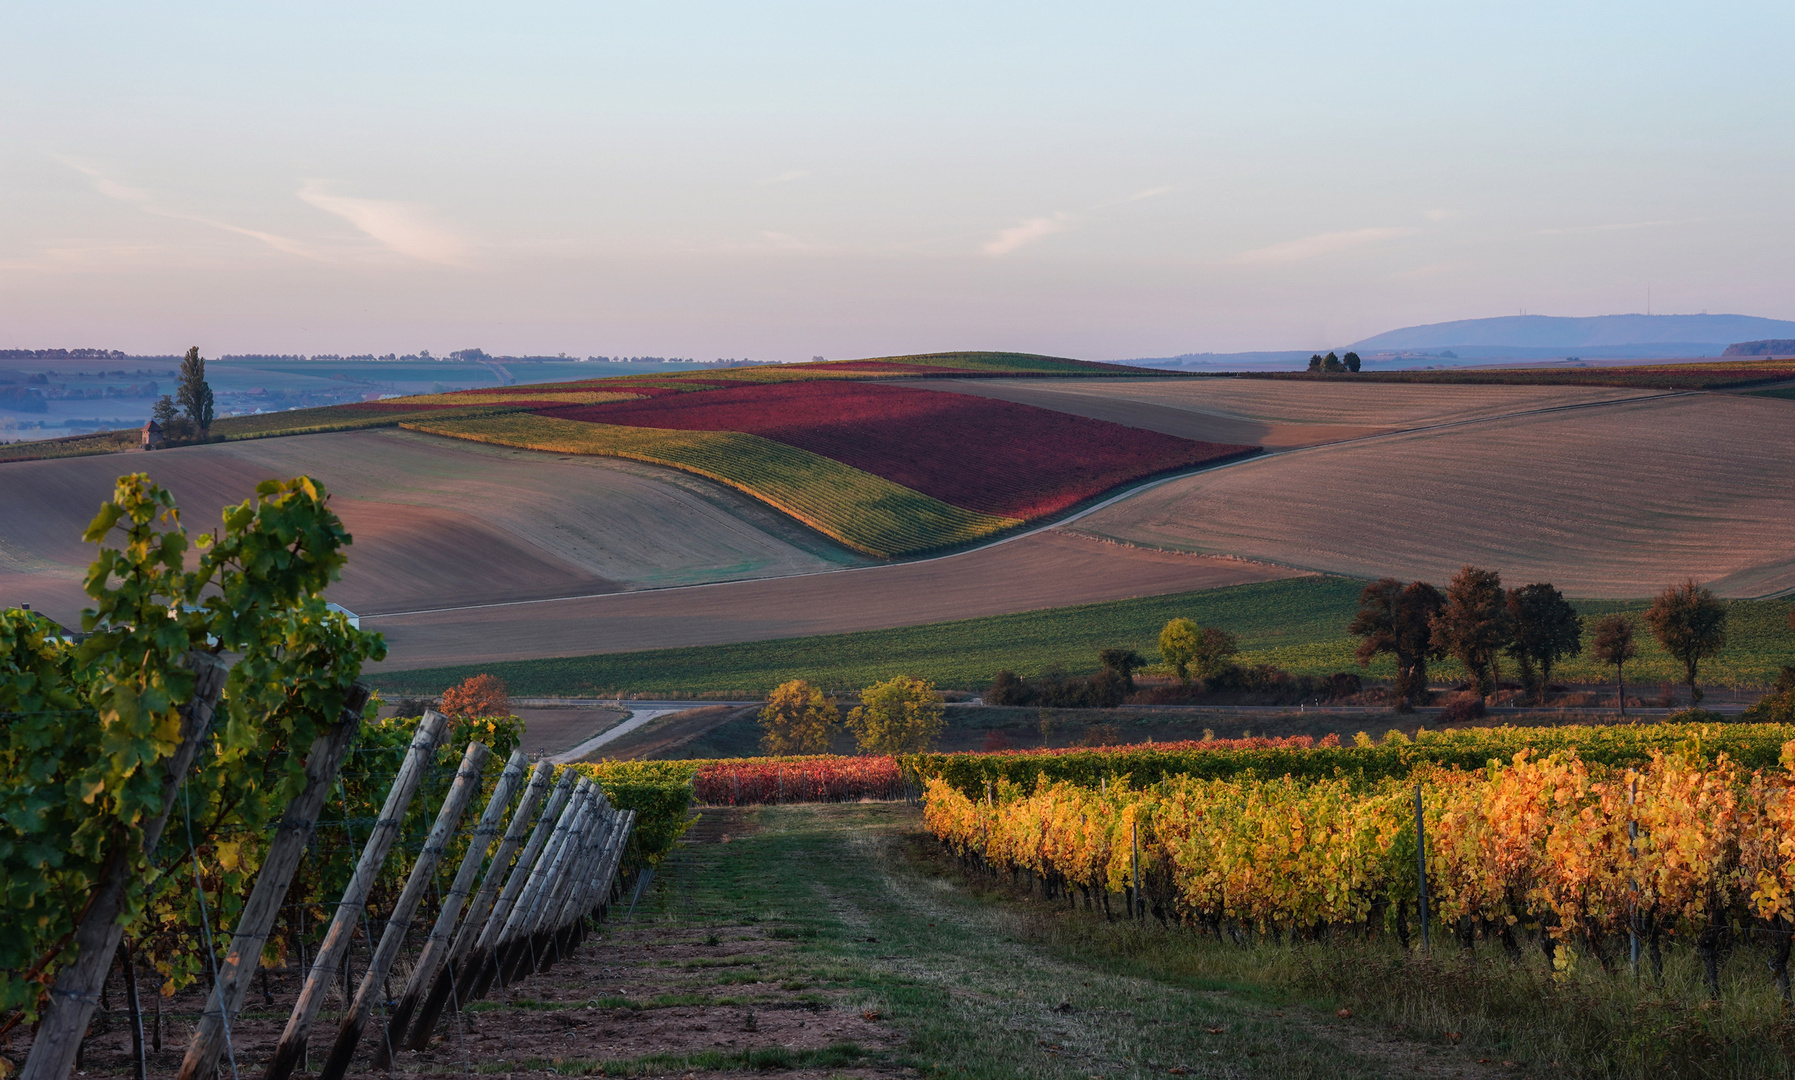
[653,802,1795,1079]
[639,802,1505,1079]
[374,575,1795,696]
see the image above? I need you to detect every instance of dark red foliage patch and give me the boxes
[543,381,1258,518]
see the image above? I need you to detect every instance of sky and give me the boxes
[2,1,1792,360]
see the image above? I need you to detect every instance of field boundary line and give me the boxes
[360,388,1698,622]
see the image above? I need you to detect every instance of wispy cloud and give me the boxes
[1231,226,1418,265]
[1125,186,1173,202]
[298,183,469,264]
[983,212,1072,256]
[59,156,327,260]
[1423,208,1450,222]
[1535,218,1701,236]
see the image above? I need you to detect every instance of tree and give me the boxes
[1349,578,1445,708]
[1343,351,1362,372]
[176,346,215,437]
[1505,583,1583,703]
[1644,579,1727,704]
[757,679,839,754]
[440,673,509,718]
[1306,354,1324,372]
[1430,566,1509,697]
[1321,351,1345,373]
[151,394,178,426]
[1194,627,1240,680]
[1590,614,1639,718]
[1098,648,1145,692]
[847,676,944,754]
[1159,618,1201,683]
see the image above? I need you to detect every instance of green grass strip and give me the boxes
[469,1043,872,1076]
[371,576,1795,697]
[403,413,1019,557]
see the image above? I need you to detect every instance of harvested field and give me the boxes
[0,427,861,626]
[913,377,1667,448]
[1071,392,1795,598]
[363,530,1298,671]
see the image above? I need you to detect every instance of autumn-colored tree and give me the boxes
[440,672,510,718]
[1644,579,1727,704]
[1349,577,1445,708]
[1431,566,1510,697]
[758,679,840,755]
[1505,582,1583,704]
[847,676,944,755]
[1193,627,1239,680]
[1589,614,1639,718]
[1159,618,1201,683]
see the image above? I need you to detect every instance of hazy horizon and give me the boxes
[5,2,1791,360]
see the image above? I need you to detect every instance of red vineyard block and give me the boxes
[545,381,1258,519]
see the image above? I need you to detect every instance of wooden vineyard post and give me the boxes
[497,782,595,984]
[399,761,555,1051]
[1415,784,1430,953]
[177,685,369,1080]
[120,940,146,1080]
[1628,776,1640,978]
[1131,819,1141,921]
[22,653,229,1080]
[373,749,528,1068]
[259,709,449,1080]
[546,798,618,963]
[315,740,494,1080]
[534,801,607,971]
[461,772,581,1001]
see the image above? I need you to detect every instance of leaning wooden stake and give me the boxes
[373,749,527,1068]
[399,761,555,1051]
[316,740,493,1080]
[458,771,578,1004]
[259,709,449,1080]
[493,780,593,987]
[22,653,229,1080]
[177,686,369,1080]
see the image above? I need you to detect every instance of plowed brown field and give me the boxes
[1069,392,1795,598]
[362,531,1298,671]
[0,428,859,625]
[913,377,1665,447]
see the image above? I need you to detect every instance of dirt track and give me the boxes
[1071,391,1795,598]
[363,531,1297,670]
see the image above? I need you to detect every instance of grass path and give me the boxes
[648,803,1503,1079]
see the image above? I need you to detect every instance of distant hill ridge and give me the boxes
[1352,313,1795,351]
[1724,340,1795,357]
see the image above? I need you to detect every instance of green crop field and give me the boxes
[404,412,1019,557]
[371,576,1795,698]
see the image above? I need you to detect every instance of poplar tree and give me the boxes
[176,346,215,437]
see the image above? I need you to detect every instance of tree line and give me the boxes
[1351,567,1738,713]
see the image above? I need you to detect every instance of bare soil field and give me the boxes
[365,530,1298,671]
[1071,392,1795,598]
[913,376,1666,448]
[0,428,861,626]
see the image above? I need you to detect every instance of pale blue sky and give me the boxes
[3,1,1790,358]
